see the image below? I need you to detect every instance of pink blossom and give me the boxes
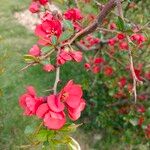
[19,86,43,116]
[29,2,40,13]
[28,45,41,57]
[64,8,83,21]
[43,64,55,72]
[44,111,66,130]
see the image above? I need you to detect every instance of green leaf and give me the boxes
[63,20,74,31]
[23,54,39,63]
[36,130,49,142]
[59,32,73,42]
[60,123,82,133]
[41,46,53,54]
[51,35,57,46]
[59,20,74,42]
[116,16,125,31]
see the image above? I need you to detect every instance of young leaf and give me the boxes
[63,20,74,31]
[116,16,125,31]
[41,46,53,54]
[51,35,57,46]
[23,54,39,63]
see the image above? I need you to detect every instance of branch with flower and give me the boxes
[18,0,150,148]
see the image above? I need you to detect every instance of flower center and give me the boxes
[61,92,69,102]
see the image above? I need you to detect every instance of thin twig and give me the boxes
[53,50,60,94]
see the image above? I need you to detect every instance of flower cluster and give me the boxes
[64,8,83,31]
[19,80,86,130]
[29,0,48,13]
[57,48,82,65]
[35,12,62,46]
[80,35,100,49]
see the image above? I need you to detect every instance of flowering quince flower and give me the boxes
[94,57,105,64]
[117,33,126,40]
[57,50,72,65]
[145,125,150,138]
[67,99,86,121]
[64,8,83,21]
[134,68,143,81]
[127,83,133,92]
[28,45,41,57]
[43,111,66,130]
[104,66,113,76]
[118,106,129,114]
[145,72,150,80]
[108,38,116,46]
[47,95,65,113]
[109,22,117,30]
[73,22,83,32]
[19,86,43,116]
[59,80,86,121]
[136,105,146,113]
[130,33,146,45]
[84,63,91,70]
[70,51,83,62]
[118,77,126,88]
[59,80,83,109]
[43,64,55,72]
[29,2,40,13]
[113,90,125,99]
[92,66,101,74]
[57,50,82,65]
[138,116,144,126]
[119,41,129,50]
[138,94,147,101]
[35,14,62,45]
[39,0,48,5]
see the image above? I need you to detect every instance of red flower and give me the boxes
[109,22,117,30]
[145,72,150,80]
[145,124,150,138]
[35,16,62,45]
[118,77,126,88]
[43,64,55,72]
[64,8,83,21]
[28,45,41,56]
[108,38,116,46]
[36,95,66,130]
[29,2,40,13]
[134,68,143,81]
[138,116,144,126]
[68,99,86,121]
[70,51,82,62]
[59,80,83,108]
[47,95,64,113]
[117,33,126,40]
[57,50,82,65]
[94,57,105,64]
[136,105,145,113]
[84,63,91,70]
[104,66,113,76]
[39,0,48,5]
[92,66,101,74]
[57,50,72,65]
[119,41,129,50]
[19,86,43,116]
[44,111,66,130]
[131,33,146,45]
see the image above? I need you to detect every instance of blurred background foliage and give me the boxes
[0,0,150,149]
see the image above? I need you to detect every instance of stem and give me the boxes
[53,50,60,94]
[53,66,60,94]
